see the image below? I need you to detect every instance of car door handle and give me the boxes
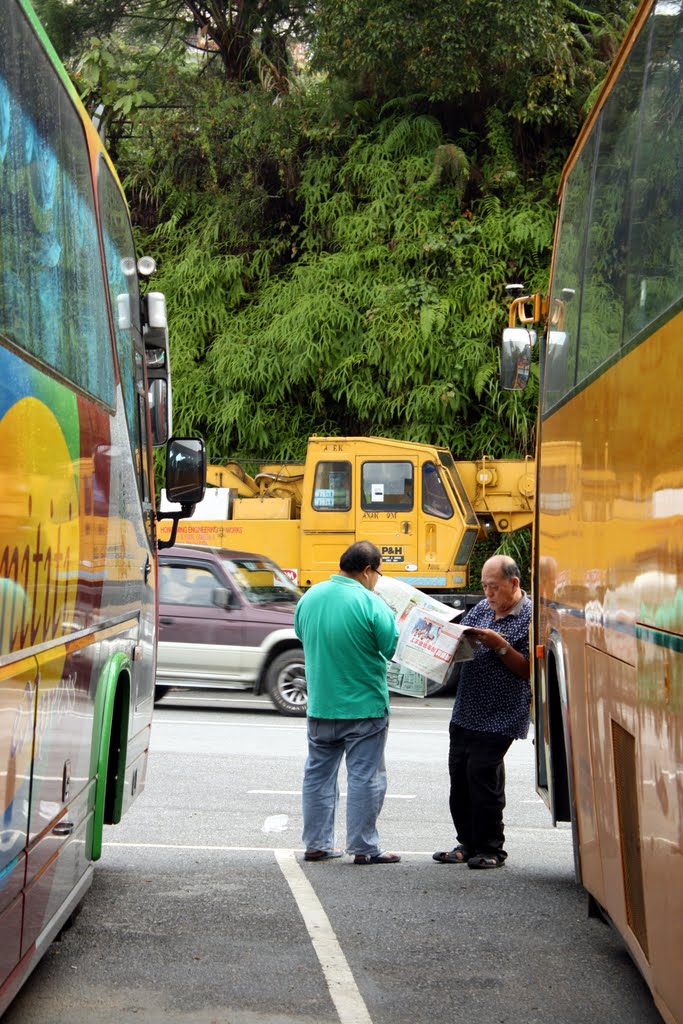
[160,617,174,625]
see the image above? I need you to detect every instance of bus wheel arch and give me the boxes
[91,653,132,861]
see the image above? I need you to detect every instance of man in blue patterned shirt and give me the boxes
[433,555,531,869]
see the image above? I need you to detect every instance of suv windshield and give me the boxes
[223,556,301,605]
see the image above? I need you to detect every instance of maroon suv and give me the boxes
[156,544,306,715]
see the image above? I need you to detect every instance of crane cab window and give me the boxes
[422,462,453,519]
[361,462,413,511]
[312,461,352,511]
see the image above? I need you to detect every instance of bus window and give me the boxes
[99,161,154,524]
[0,22,113,403]
[576,27,650,383]
[542,134,595,410]
[624,12,683,337]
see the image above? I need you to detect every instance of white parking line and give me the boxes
[153,718,446,735]
[275,849,373,1024]
[153,718,305,730]
[102,828,569,856]
[250,789,416,799]
[158,696,449,713]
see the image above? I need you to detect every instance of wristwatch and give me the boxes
[496,645,510,657]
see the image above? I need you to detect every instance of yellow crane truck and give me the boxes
[158,436,534,611]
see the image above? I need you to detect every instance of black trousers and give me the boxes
[448,723,513,859]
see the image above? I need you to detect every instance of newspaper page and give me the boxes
[386,662,429,698]
[392,606,474,684]
[374,575,456,623]
[375,577,475,697]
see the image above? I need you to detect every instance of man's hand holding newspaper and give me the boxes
[374,577,476,698]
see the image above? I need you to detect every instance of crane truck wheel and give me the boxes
[266,649,307,717]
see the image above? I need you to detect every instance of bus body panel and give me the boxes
[0,892,23,989]
[22,785,93,957]
[538,207,683,1024]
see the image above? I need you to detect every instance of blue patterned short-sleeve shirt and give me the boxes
[450,591,531,740]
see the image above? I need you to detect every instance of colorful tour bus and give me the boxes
[502,2,683,1021]
[0,0,205,1012]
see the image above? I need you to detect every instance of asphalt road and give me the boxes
[4,690,663,1024]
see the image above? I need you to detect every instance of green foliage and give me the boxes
[123,83,552,461]
[312,0,635,132]
[467,528,532,595]
[33,0,637,471]
[72,37,159,156]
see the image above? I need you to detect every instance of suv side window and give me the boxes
[159,564,222,607]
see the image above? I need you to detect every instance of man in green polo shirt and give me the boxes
[294,540,401,865]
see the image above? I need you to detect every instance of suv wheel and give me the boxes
[265,649,307,716]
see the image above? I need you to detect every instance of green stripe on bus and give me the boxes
[634,624,683,654]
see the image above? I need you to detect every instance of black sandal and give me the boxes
[467,853,505,869]
[353,852,401,864]
[432,846,470,863]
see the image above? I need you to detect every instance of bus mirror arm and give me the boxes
[507,293,547,328]
[156,506,197,550]
[158,436,207,549]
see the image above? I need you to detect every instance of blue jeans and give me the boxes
[302,715,389,856]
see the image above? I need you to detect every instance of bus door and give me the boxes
[23,646,94,957]
[0,659,38,988]
[355,458,418,572]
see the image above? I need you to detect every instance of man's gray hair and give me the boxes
[498,556,521,580]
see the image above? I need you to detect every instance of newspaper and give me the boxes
[386,663,429,698]
[375,577,475,697]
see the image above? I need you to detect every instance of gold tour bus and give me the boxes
[501,2,683,1022]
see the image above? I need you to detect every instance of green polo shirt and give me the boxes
[294,574,399,719]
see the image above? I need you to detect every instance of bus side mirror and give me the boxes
[143,291,172,448]
[158,437,207,550]
[148,377,169,447]
[165,437,206,506]
[501,327,535,390]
